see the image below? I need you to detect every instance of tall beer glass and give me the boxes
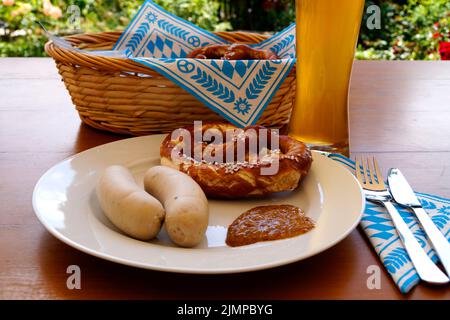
[289,0,365,156]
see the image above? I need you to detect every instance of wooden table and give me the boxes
[1,59,449,300]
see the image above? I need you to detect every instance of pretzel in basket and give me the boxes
[160,123,312,198]
[187,44,280,60]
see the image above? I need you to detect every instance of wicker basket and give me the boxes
[45,31,296,136]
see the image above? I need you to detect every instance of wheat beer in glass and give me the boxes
[289,0,365,156]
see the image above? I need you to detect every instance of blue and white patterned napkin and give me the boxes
[330,154,450,293]
[113,0,296,127]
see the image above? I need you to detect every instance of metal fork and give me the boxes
[355,156,449,284]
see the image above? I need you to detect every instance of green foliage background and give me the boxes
[0,0,449,59]
[358,0,450,60]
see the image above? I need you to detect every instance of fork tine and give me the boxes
[372,156,385,187]
[367,156,376,185]
[355,158,363,183]
[361,156,370,184]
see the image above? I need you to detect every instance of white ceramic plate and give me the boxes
[33,135,364,274]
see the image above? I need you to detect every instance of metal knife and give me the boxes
[388,168,450,277]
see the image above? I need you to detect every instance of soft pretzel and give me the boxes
[187,44,280,60]
[160,123,312,198]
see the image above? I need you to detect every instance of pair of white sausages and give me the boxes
[96,165,209,247]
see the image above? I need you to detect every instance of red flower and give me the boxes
[433,32,441,39]
[439,42,450,60]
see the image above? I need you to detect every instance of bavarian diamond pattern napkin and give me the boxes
[330,154,450,293]
[113,0,296,127]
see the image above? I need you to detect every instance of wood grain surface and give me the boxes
[0,58,449,299]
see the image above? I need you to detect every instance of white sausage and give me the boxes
[96,165,165,241]
[144,166,209,247]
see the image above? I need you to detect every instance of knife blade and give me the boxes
[388,168,450,277]
[387,168,421,207]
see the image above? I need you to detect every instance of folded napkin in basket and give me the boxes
[113,0,296,127]
[330,154,450,293]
